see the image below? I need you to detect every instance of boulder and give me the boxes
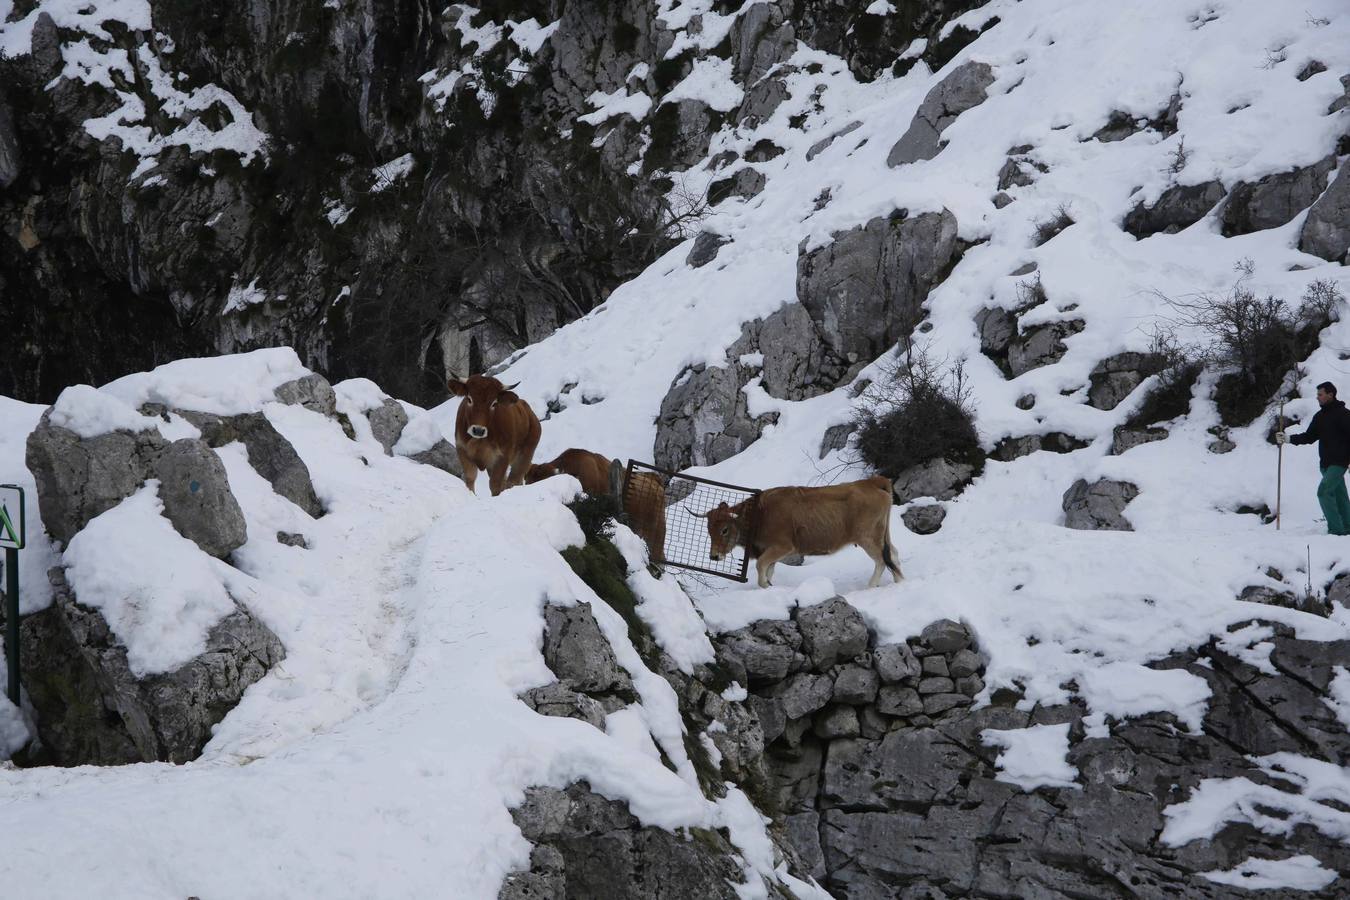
[25,417,167,546]
[919,619,971,654]
[716,619,803,686]
[152,439,248,558]
[367,398,409,454]
[730,1,795,87]
[1111,425,1168,455]
[708,167,766,205]
[989,433,1088,462]
[796,597,869,669]
[818,422,855,459]
[873,642,921,683]
[797,210,959,380]
[875,685,924,717]
[520,683,607,731]
[975,306,1018,359]
[273,374,339,418]
[406,438,465,479]
[902,504,946,535]
[504,784,747,899]
[1121,181,1225,238]
[542,603,633,697]
[653,359,773,471]
[887,62,996,167]
[814,706,860,740]
[806,121,863,161]
[1221,156,1337,236]
[21,570,284,766]
[1062,478,1138,531]
[180,410,323,517]
[686,231,731,268]
[1087,352,1158,410]
[1298,162,1349,263]
[773,672,835,720]
[1007,319,1085,377]
[833,665,880,705]
[893,458,974,503]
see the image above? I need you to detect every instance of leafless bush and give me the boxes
[1033,204,1075,246]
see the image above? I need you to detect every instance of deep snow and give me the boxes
[2,0,1349,895]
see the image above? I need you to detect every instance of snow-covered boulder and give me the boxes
[178,409,323,518]
[1299,162,1350,263]
[1087,351,1158,411]
[153,438,248,559]
[893,457,975,503]
[1062,478,1139,531]
[21,569,283,766]
[273,373,338,418]
[886,61,995,167]
[902,503,947,534]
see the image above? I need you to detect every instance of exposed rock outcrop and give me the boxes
[1062,478,1139,530]
[887,61,996,167]
[1122,181,1225,238]
[1220,156,1337,236]
[1299,162,1350,263]
[20,570,284,766]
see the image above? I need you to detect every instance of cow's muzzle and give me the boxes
[468,425,488,439]
[710,552,723,562]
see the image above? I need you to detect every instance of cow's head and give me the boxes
[525,462,558,484]
[448,374,520,441]
[694,501,745,561]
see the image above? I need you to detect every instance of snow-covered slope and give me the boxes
[2,0,1349,896]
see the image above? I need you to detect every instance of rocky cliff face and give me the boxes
[0,0,987,405]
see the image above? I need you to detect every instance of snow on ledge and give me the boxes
[981,722,1080,792]
[49,384,161,439]
[102,347,312,417]
[1200,855,1338,892]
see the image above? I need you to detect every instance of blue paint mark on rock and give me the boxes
[190,480,201,494]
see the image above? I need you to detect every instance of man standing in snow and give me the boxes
[1277,381,1350,535]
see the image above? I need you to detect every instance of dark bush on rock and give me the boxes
[1158,265,1341,426]
[566,492,627,545]
[852,349,984,481]
[1125,333,1203,427]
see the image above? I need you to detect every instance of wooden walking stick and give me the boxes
[1277,397,1285,531]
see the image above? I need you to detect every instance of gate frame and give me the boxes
[621,460,760,583]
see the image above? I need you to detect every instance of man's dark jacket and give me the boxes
[1290,399,1350,468]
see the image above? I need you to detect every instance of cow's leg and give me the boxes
[488,458,511,496]
[459,453,480,495]
[883,514,903,583]
[507,449,532,489]
[756,547,787,587]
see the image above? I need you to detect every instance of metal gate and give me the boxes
[620,461,759,582]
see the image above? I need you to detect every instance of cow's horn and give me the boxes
[690,508,711,519]
[503,381,520,391]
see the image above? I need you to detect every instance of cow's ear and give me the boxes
[497,390,519,405]
[447,378,467,397]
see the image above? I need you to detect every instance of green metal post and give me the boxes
[5,548,16,706]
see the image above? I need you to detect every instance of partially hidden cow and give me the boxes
[447,374,542,496]
[525,448,667,563]
[695,475,901,588]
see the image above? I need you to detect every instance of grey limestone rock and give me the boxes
[920,619,971,654]
[902,504,946,535]
[814,705,860,740]
[542,603,633,698]
[806,121,863,162]
[20,569,284,766]
[875,685,924,718]
[731,1,795,87]
[1007,319,1085,377]
[152,439,248,558]
[367,398,409,454]
[1221,156,1337,236]
[520,683,607,731]
[1088,351,1158,410]
[1122,180,1225,238]
[1062,478,1139,530]
[1299,161,1350,263]
[773,672,835,720]
[798,210,959,376]
[887,62,996,167]
[25,416,167,546]
[273,374,338,418]
[948,649,982,679]
[833,665,880,705]
[892,458,974,503]
[796,597,869,670]
[716,619,802,687]
[918,676,955,695]
[1111,425,1168,455]
[180,410,323,518]
[708,167,766,204]
[686,231,731,268]
[504,783,747,899]
[406,438,466,479]
[873,642,921,683]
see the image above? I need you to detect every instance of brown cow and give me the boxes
[695,475,901,588]
[526,449,612,496]
[525,449,667,563]
[447,374,542,496]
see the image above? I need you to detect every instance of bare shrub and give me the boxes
[1033,204,1075,246]
[1125,330,1203,426]
[1156,263,1342,425]
[850,345,984,480]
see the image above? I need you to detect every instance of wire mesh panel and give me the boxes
[621,460,759,582]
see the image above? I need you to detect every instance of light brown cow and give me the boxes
[526,449,612,496]
[695,475,901,588]
[525,449,667,563]
[447,374,542,496]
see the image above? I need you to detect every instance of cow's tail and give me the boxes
[881,499,903,581]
